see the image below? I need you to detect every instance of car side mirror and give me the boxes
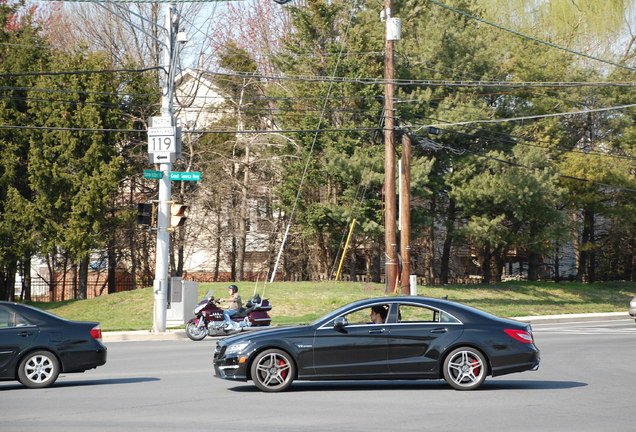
[333,317,348,332]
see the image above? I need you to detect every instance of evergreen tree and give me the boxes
[0,2,49,300]
[270,0,389,280]
[27,49,126,299]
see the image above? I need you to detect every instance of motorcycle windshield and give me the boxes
[202,288,214,301]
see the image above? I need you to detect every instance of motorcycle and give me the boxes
[185,289,272,340]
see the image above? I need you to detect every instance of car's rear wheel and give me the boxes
[443,347,487,390]
[250,349,295,392]
[17,350,60,389]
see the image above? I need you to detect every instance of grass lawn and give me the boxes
[27,280,636,331]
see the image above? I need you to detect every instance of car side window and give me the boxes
[0,307,11,327]
[342,308,373,325]
[342,304,390,325]
[397,304,438,323]
[0,306,32,328]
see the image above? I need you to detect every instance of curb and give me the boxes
[515,311,629,324]
[102,329,188,342]
[102,312,631,342]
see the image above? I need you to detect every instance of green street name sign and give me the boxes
[143,171,202,181]
[143,170,163,179]
[170,171,201,181]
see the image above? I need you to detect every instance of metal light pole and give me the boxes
[152,3,178,333]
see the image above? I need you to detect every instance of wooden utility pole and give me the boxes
[400,132,411,294]
[383,0,398,294]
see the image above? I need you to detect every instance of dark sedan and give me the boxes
[213,296,540,392]
[0,301,107,388]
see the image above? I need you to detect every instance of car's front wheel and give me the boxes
[250,349,296,392]
[443,347,487,390]
[18,350,60,389]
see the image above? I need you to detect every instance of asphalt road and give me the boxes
[1,318,634,432]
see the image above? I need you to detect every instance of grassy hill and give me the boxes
[28,280,636,331]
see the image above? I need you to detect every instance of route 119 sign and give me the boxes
[147,116,181,164]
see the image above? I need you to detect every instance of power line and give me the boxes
[0,123,377,134]
[426,0,636,73]
[0,66,161,78]
[0,85,159,98]
[408,103,636,131]
[423,124,636,162]
[0,94,159,110]
[0,124,141,133]
[414,136,636,193]
[202,69,636,88]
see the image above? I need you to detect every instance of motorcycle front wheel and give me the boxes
[185,322,207,341]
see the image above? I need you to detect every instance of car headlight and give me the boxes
[226,341,250,355]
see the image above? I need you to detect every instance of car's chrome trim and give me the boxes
[316,321,463,331]
[316,299,464,330]
[218,365,240,371]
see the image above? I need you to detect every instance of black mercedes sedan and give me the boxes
[0,301,107,388]
[213,297,540,392]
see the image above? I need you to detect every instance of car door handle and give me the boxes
[18,331,33,337]
[368,328,386,334]
[430,327,447,333]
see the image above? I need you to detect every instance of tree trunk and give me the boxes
[20,256,32,301]
[440,198,456,285]
[0,260,17,301]
[349,247,357,282]
[236,144,250,281]
[553,240,561,282]
[527,251,540,281]
[494,249,506,283]
[372,241,381,283]
[587,210,596,283]
[108,240,117,294]
[577,209,595,283]
[481,246,492,285]
[78,256,89,299]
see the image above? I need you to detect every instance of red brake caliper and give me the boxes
[472,358,480,375]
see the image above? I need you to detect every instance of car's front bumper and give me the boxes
[213,344,249,381]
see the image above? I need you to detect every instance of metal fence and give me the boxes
[14,276,151,302]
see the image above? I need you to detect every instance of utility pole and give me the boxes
[400,132,411,294]
[152,3,179,333]
[383,0,399,293]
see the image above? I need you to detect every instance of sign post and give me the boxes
[150,3,179,334]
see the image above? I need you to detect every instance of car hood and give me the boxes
[219,325,311,346]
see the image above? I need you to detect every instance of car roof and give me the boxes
[323,296,507,324]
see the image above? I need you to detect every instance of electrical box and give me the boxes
[386,17,402,41]
[166,277,199,327]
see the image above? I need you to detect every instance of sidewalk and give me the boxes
[101,312,630,342]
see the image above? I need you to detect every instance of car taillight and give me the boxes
[504,329,533,343]
[90,325,102,340]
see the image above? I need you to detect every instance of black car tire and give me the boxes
[17,350,60,389]
[443,347,487,390]
[185,322,207,341]
[250,349,296,392]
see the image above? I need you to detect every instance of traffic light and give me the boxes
[137,203,155,226]
[170,203,188,227]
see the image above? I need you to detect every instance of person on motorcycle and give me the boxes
[220,285,242,330]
